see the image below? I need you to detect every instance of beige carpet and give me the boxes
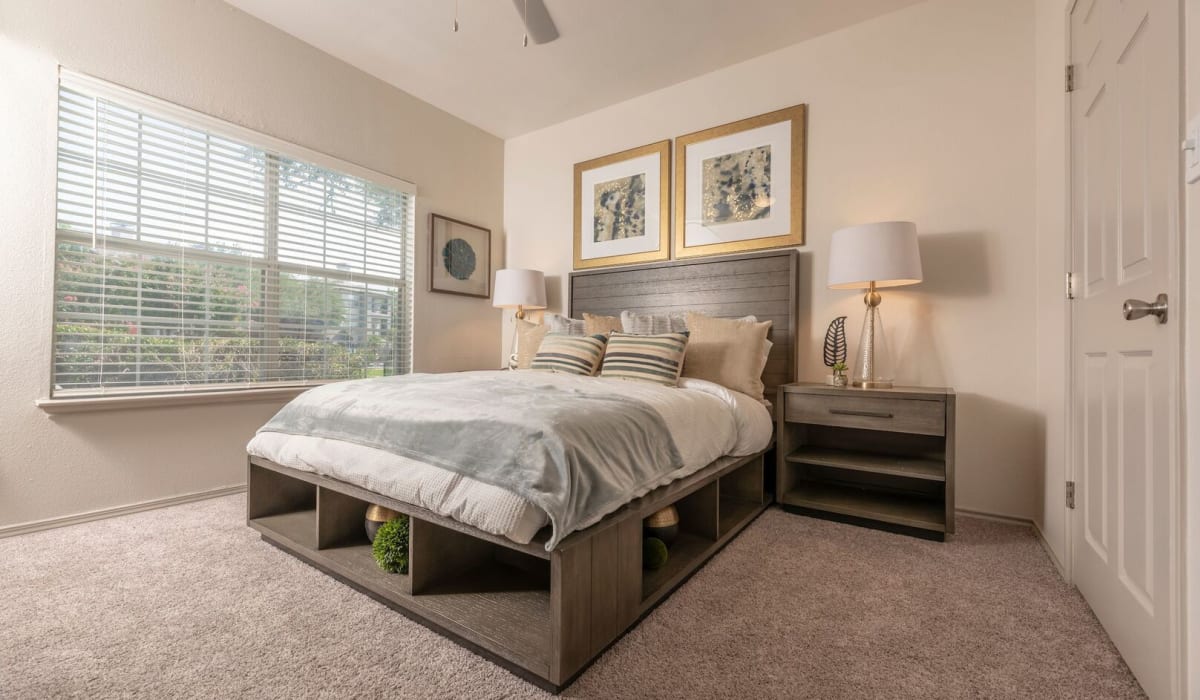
[0,495,1142,699]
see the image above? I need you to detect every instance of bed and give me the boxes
[245,249,799,691]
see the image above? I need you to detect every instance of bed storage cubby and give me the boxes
[717,454,765,537]
[639,480,719,603]
[313,488,414,597]
[410,519,550,595]
[316,487,371,550]
[246,462,317,550]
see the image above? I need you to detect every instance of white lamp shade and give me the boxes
[492,269,547,309]
[827,221,923,290]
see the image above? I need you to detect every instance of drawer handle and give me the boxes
[829,408,894,419]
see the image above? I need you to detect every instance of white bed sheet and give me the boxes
[247,371,772,545]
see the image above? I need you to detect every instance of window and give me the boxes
[51,72,415,398]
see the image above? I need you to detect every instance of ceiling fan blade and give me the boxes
[511,0,559,44]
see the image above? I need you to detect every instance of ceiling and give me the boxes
[225,0,925,139]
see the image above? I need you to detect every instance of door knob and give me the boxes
[1122,294,1168,324]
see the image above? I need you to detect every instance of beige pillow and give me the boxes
[583,313,623,336]
[515,318,549,369]
[682,312,772,399]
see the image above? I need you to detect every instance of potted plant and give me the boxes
[831,361,849,387]
[823,317,849,387]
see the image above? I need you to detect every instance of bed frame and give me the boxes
[247,249,799,692]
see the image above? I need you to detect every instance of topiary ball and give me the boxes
[643,537,669,571]
[372,515,410,574]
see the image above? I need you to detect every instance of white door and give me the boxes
[1069,0,1181,696]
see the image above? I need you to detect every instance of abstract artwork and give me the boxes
[574,141,670,270]
[442,238,477,280]
[593,173,646,242]
[701,145,772,225]
[675,104,806,259]
[429,214,491,298]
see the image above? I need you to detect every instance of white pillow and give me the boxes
[544,313,586,335]
[620,310,687,335]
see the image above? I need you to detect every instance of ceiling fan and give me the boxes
[453,0,558,45]
[511,0,559,45]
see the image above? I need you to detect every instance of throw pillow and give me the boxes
[583,313,623,336]
[530,333,608,375]
[599,332,690,386]
[544,313,586,335]
[620,310,688,335]
[514,318,549,369]
[682,312,772,399]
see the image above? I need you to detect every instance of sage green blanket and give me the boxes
[257,372,683,549]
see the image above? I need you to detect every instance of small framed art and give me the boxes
[674,104,807,258]
[430,214,491,298]
[573,140,671,270]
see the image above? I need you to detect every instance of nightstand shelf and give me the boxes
[784,481,945,531]
[785,446,945,482]
[777,383,955,541]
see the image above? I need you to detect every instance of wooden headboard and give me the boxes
[568,249,799,399]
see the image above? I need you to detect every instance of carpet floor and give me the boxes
[0,495,1142,699]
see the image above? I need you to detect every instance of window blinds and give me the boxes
[52,73,415,397]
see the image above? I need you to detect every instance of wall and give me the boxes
[504,0,1039,519]
[0,0,504,531]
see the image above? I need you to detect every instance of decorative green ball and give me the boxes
[372,515,410,574]
[643,537,669,571]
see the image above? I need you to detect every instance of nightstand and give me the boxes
[776,383,956,541]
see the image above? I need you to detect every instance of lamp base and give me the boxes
[852,378,894,389]
[851,283,896,390]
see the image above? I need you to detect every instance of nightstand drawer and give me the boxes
[784,393,945,436]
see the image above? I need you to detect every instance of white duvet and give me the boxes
[247,371,772,545]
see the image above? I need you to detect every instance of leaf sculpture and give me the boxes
[822,316,848,368]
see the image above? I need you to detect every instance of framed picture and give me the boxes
[573,140,671,270]
[674,104,807,259]
[429,214,491,298]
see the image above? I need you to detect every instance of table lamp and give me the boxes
[493,268,547,368]
[827,221,923,389]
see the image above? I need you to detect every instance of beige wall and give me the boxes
[503,0,1040,520]
[0,0,504,531]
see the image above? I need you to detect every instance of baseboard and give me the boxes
[1032,520,1069,580]
[0,484,246,540]
[955,507,1034,527]
[955,507,1069,581]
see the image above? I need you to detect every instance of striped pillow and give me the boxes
[599,332,689,386]
[531,333,608,375]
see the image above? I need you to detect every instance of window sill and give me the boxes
[35,384,323,414]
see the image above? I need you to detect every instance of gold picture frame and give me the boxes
[674,104,807,259]
[573,140,671,270]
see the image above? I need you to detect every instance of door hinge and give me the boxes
[1065,271,1076,300]
[1065,64,1076,93]
[1066,481,1076,509]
